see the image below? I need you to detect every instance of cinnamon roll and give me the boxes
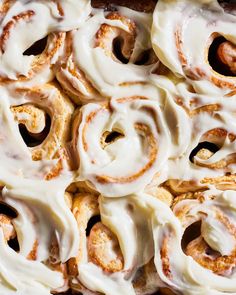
[0,82,74,180]
[0,171,81,294]
[68,192,126,294]
[56,7,158,103]
[68,191,166,295]
[0,186,69,294]
[154,188,236,295]
[0,0,91,84]
[152,0,236,95]
[161,84,236,194]
[71,97,169,197]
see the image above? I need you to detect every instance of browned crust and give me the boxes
[88,222,124,272]
[160,236,172,279]
[175,28,236,90]
[91,0,157,12]
[172,192,236,275]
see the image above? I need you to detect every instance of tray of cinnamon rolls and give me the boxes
[0,0,235,294]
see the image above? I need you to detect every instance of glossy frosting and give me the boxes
[0,0,235,295]
[76,97,170,197]
[152,0,236,95]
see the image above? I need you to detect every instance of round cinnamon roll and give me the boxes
[0,0,91,84]
[68,192,126,294]
[0,187,67,294]
[166,123,236,193]
[7,82,74,180]
[56,7,158,103]
[161,84,236,194]
[71,97,169,197]
[152,0,236,95]
[68,191,169,295]
[153,188,236,295]
[0,173,81,294]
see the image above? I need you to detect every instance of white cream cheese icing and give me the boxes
[153,189,236,295]
[58,6,159,101]
[0,0,235,294]
[0,0,91,81]
[152,0,236,95]
[76,96,170,197]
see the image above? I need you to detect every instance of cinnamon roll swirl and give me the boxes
[0,0,91,84]
[68,190,168,295]
[0,184,72,294]
[152,0,236,95]
[68,192,126,294]
[154,188,236,295]
[161,84,236,194]
[56,7,158,103]
[71,97,169,197]
[0,171,81,294]
[5,83,74,180]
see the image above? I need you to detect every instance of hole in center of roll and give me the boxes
[0,203,19,252]
[112,37,129,64]
[8,236,20,252]
[135,49,154,65]
[86,215,101,236]
[208,36,236,76]
[181,221,201,253]
[23,36,48,56]
[19,114,51,147]
[0,202,17,218]
[189,141,219,163]
[105,130,124,143]
[101,130,125,148]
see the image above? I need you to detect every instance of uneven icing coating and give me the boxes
[152,0,236,95]
[0,0,235,295]
[75,97,170,197]
[0,0,91,84]
[154,189,236,295]
[56,6,159,103]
